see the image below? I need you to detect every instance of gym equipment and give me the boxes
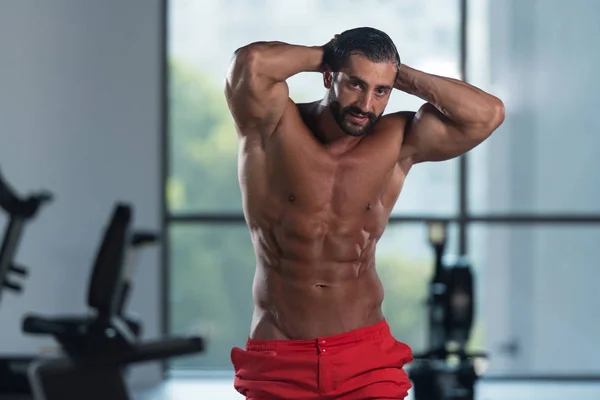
[0,234,158,398]
[0,169,52,397]
[408,222,486,400]
[22,205,152,358]
[0,169,52,304]
[23,203,205,400]
[115,230,159,339]
[0,182,157,397]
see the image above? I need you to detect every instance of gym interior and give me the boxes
[1,1,599,399]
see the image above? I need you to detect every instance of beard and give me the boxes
[329,100,381,137]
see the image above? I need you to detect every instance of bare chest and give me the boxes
[241,134,405,225]
[272,152,392,215]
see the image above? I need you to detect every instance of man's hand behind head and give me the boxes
[320,34,340,72]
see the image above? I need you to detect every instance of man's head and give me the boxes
[322,27,400,137]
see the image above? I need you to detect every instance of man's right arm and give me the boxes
[224,41,325,137]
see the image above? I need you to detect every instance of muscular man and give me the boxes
[225,27,504,399]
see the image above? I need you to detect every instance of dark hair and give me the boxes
[324,27,401,72]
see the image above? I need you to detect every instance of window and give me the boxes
[166,0,462,372]
[165,0,600,379]
[168,222,460,370]
[469,224,600,375]
[167,0,461,216]
[466,0,600,377]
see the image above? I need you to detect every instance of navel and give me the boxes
[366,203,373,211]
[288,193,296,203]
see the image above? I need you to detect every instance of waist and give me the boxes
[246,318,391,353]
[251,266,385,340]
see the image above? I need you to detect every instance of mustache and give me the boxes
[343,106,376,120]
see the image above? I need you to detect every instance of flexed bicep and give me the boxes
[393,64,505,166]
[224,42,325,138]
[398,103,493,165]
[225,45,290,136]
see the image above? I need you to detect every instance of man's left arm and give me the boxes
[394,64,505,166]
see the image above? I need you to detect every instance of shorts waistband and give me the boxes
[245,319,391,352]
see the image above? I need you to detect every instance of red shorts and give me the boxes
[230,319,413,399]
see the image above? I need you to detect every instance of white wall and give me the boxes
[0,0,163,387]
[469,0,600,375]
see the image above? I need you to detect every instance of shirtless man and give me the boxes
[225,27,504,399]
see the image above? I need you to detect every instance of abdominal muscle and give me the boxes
[248,228,386,341]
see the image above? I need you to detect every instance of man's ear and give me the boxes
[323,68,334,89]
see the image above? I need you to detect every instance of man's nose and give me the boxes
[356,93,373,113]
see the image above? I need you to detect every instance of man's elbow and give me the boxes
[232,44,260,69]
[472,97,505,135]
[492,97,506,125]
[467,98,505,142]
[233,42,272,67]
[226,44,263,89]
[485,97,506,130]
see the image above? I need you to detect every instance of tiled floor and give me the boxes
[133,378,600,400]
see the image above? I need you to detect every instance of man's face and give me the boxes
[325,53,398,137]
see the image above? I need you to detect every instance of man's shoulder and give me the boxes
[380,111,415,125]
[374,111,415,135]
[279,100,318,129]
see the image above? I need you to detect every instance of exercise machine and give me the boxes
[23,203,205,400]
[0,232,158,397]
[0,169,52,397]
[22,204,160,359]
[408,222,486,400]
[0,171,157,397]
[0,169,52,304]
[115,230,159,339]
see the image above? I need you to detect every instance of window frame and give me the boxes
[160,0,600,381]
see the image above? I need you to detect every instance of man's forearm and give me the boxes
[395,64,504,127]
[238,41,324,83]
